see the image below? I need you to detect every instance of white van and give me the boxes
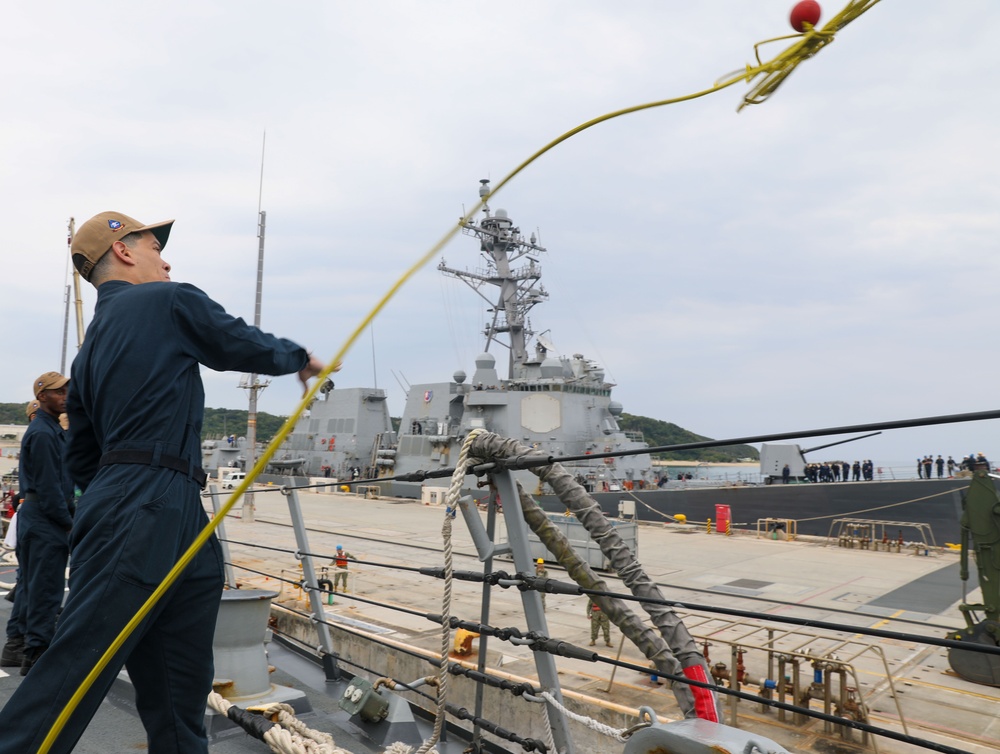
[222,471,246,490]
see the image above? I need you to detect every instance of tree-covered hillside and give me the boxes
[0,403,758,461]
[0,403,35,425]
[618,413,758,462]
[202,407,288,443]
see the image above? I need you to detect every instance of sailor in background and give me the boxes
[1,396,56,672]
[0,212,323,754]
[6,373,73,677]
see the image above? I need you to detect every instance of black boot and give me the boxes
[20,645,46,677]
[1,636,24,667]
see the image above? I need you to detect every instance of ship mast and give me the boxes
[438,179,548,380]
[241,133,270,521]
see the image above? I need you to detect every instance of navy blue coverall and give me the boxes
[0,280,308,754]
[10,410,73,655]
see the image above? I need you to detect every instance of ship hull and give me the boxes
[537,478,970,544]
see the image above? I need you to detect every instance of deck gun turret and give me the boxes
[946,464,1000,686]
[760,431,881,484]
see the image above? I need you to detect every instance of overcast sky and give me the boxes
[2,1,998,469]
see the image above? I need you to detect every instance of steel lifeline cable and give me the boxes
[39,2,884,750]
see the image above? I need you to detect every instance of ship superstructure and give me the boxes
[391,180,653,493]
[204,180,654,493]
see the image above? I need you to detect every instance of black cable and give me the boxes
[274,602,438,666]
[202,479,349,497]
[227,562,434,620]
[219,537,429,573]
[264,567,973,753]
[439,619,973,754]
[575,647,973,754]
[228,553,993,660]
[271,624,548,752]
[443,703,548,754]
[448,664,538,698]
[328,408,1000,485]
[566,583,1000,657]
[270,626,440,705]
[220,516,962,632]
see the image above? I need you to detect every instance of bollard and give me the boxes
[706,518,712,534]
[726,519,732,537]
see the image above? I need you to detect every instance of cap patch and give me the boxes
[108,219,123,231]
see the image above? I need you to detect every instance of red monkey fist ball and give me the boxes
[790,1,822,32]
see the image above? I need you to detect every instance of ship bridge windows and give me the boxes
[505,383,607,397]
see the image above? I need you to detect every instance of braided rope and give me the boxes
[382,744,415,754]
[539,696,559,754]
[263,704,336,749]
[539,691,628,742]
[207,692,348,754]
[415,428,485,754]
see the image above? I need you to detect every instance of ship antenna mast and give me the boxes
[242,131,270,521]
[439,179,547,379]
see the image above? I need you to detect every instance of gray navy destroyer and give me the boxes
[205,179,654,497]
[202,180,969,544]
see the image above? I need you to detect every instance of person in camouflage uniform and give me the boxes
[535,558,548,610]
[587,597,611,647]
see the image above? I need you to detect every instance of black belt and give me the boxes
[23,493,37,503]
[99,450,207,488]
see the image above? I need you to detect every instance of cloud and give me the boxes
[1,1,998,468]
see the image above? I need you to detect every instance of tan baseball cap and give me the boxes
[33,371,69,397]
[71,211,174,281]
[25,400,40,419]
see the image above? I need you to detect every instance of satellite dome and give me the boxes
[475,353,496,369]
[453,370,467,384]
[608,401,623,417]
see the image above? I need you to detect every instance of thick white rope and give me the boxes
[539,691,628,742]
[382,744,415,754]
[207,692,346,754]
[539,695,560,754]
[413,428,485,754]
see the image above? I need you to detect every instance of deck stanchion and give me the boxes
[283,482,339,679]
[208,483,239,589]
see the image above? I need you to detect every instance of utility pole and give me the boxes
[70,218,86,350]
[241,133,270,522]
[61,217,83,373]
